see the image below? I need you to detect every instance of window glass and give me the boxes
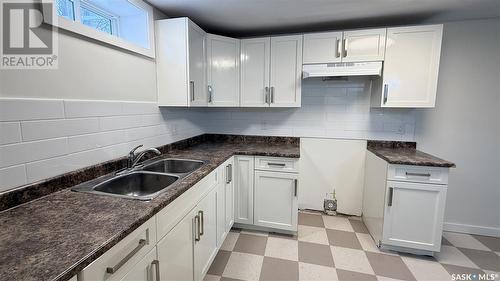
[56,0,75,20]
[80,5,114,35]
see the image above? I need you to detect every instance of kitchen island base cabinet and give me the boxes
[254,171,298,232]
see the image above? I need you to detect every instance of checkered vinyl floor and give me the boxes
[204,210,500,281]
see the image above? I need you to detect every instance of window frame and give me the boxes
[43,0,155,58]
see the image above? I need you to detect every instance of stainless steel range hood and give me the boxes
[302,62,382,78]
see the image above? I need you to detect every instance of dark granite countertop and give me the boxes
[0,138,299,281]
[367,141,455,168]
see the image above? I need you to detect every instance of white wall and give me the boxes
[415,19,500,236]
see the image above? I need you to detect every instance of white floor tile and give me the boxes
[402,255,451,281]
[298,225,329,245]
[376,276,404,281]
[222,252,264,281]
[434,245,478,268]
[322,215,354,232]
[265,237,299,261]
[330,246,374,275]
[298,262,338,281]
[220,232,239,251]
[443,232,490,251]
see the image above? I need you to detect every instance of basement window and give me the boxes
[46,0,155,58]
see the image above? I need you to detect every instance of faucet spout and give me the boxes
[131,147,161,168]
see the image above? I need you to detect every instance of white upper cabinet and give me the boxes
[156,17,207,106]
[240,36,302,107]
[303,28,386,64]
[240,37,271,107]
[373,24,443,108]
[269,35,303,107]
[207,34,241,107]
[342,28,386,62]
[303,32,343,64]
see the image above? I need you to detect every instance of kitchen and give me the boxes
[0,0,499,281]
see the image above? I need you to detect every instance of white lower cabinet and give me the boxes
[234,156,299,233]
[157,212,194,281]
[234,156,255,224]
[120,247,159,281]
[193,188,218,281]
[383,181,447,252]
[217,158,235,247]
[254,171,298,231]
[362,151,449,255]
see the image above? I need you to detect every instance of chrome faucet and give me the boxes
[127,145,161,169]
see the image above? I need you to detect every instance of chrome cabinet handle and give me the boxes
[228,164,232,183]
[190,81,195,102]
[268,162,286,167]
[225,165,229,184]
[294,179,298,197]
[265,87,270,104]
[388,187,394,207]
[106,239,147,274]
[383,84,388,104]
[342,38,348,57]
[198,210,204,236]
[194,215,200,241]
[406,172,431,177]
[208,85,213,103]
[336,39,341,58]
[151,260,160,281]
[270,86,275,103]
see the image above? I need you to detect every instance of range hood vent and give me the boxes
[303,62,382,78]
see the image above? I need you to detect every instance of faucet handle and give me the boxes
[130,145,143,156]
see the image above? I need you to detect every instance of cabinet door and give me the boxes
[157,210,194,281]
[225,159,235,232]
[303,32,343,64]
[120,247,159,281]
[381,25,443,108]
[240,37,270,107]
[254,171,298,231]
[234,156,254,224]
[382,181,447,252]
[216,164,227,248]
[188,22,207,106]
[207,34,240,107]
[269,35,302,107]
[342,28,386,62]
[194,188,218,281]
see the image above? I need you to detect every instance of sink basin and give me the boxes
[142,158,204,174]
[72,171,179,200]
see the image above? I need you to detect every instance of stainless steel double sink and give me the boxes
[72,158,205,200]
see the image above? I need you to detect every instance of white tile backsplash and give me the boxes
[0,122,22,145]
[0,98,65,121]
[0,165,27,192]
[21,118,100,141]
[202,79,416,141]
[0,98,204,191]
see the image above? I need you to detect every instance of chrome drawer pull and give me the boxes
[106,239,147,274]
[406,172,431,177]
[267,163,286,167]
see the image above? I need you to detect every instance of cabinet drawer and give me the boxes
[157,169,218,240]
[387,165,448,185]
[79,217,157,281]
[255,157,298,173]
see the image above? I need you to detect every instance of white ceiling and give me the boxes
[148,0,500,36]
